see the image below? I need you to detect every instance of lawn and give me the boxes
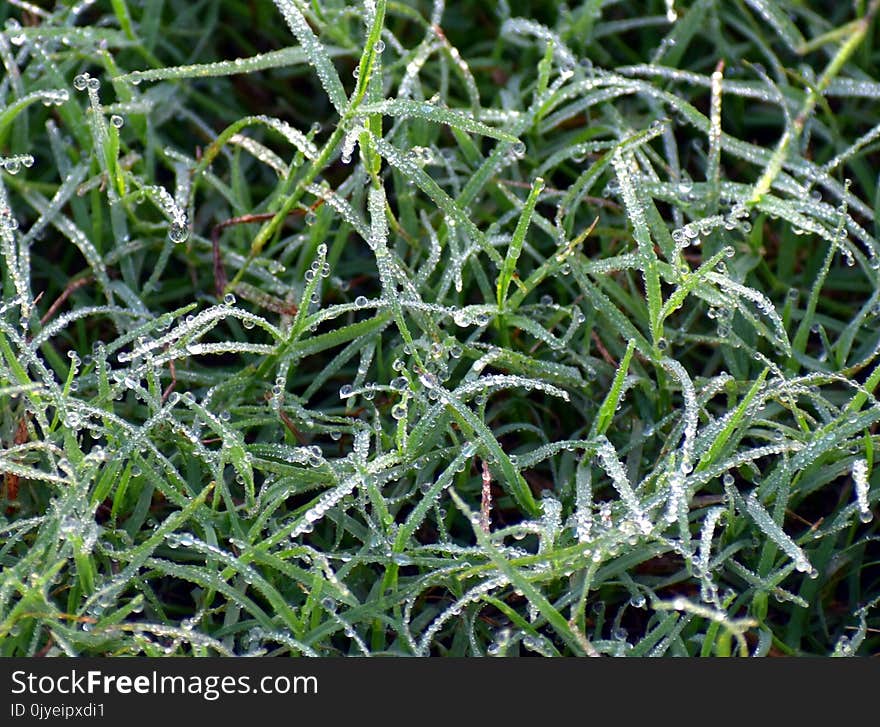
[1,0,879,657]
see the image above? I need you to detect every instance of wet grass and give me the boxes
[1,0,879,656]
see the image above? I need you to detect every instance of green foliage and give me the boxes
[1,0,879,657]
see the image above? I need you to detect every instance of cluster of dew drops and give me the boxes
[0,154,34,236]
[71,70,189,244]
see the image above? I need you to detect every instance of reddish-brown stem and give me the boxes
[39,276,94,326]
[278,407,308,445]
[591,330,617,366]
[3,414,30,514]
[211,199,326,298]
[161,354,177,402]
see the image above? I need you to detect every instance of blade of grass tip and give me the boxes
[590,338,636,438]
[364,186,427,376]
[346,2,387,185]
[497,176,544,309]
[447,488,586,656]
[350,0,386,110]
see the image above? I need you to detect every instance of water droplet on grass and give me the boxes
[419,372,438,388]
[169,222,188,243]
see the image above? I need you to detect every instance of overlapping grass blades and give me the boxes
[0,0,879,656]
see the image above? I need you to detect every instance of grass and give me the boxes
[1,0,879,657]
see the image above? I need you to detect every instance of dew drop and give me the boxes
[169,222,189,243]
